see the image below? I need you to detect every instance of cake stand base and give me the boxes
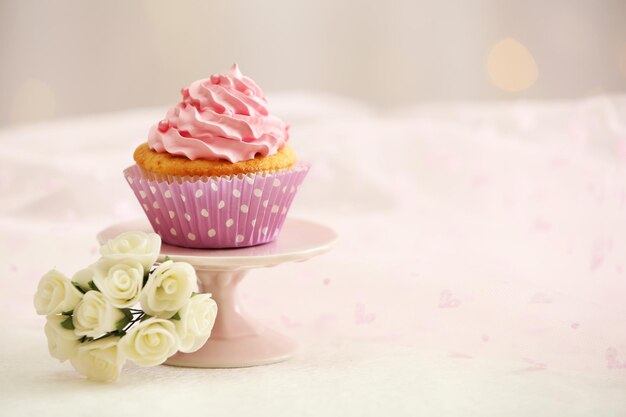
[166,268,298,368]
[166,329,298,368]
[98,217,337,368]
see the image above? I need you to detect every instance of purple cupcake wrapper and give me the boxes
[124,162,310,248]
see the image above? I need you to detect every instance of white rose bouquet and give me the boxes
[33,231,217,382]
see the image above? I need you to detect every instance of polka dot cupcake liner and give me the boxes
[124,162,310,248]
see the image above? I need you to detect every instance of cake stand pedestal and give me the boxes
[97,217,337,368]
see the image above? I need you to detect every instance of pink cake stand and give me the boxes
[97,217,337,368]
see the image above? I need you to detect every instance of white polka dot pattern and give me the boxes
[124,161,310,248]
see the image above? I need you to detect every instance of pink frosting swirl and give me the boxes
[148,64,289,163]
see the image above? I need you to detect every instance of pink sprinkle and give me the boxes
[158,119,170,132]
[210,74,221,84]
[323,278,331,286]
[244,88,254,97]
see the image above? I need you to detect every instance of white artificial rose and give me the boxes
[73,291,125,338]
[34,270,83,316]
[140,261,198,318]
[100,231,161,271]
[174,294,218,353]
[44,315,81,362]
[72,267,95,292]
[119,318,179,366]
[93,258,144,308]
[70,337,124,382]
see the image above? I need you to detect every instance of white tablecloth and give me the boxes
[1,93,626,416]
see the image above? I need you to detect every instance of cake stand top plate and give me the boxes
[97,217,338,270]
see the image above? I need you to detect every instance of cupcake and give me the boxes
[124,64,309,248]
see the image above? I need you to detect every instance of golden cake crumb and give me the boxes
[134,143,297,177]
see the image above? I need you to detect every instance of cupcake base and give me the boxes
[124,162,310,248]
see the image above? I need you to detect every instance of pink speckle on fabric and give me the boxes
[606,348,626,370]
[438,290,461,309]
[355,303,375,324]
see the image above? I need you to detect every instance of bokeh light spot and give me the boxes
[486,38,538,92]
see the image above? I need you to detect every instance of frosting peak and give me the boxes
[148,64,289,163]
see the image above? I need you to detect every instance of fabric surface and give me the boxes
[1,93,626,416]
